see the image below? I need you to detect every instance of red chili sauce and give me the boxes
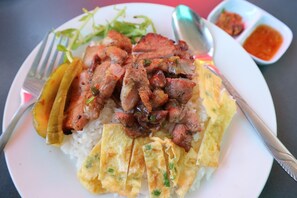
[215,10,244,36]
[243,24,283,61]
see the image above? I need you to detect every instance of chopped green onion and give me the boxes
[85,156,94,169]
[145,144,152,151]
[56,44,68,52]
[163,171,170,187]
[86,96,95,104]
[144,59,152,66]
[91,86,99,96]
[169,162,174,170]
[149,114,156,122]
[152,189,161,196]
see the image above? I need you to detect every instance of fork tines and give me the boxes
[28,32,69,80]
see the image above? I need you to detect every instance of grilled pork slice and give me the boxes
[147,110,168,126]
[114,112,150,138]
[149,70,166,88]
[120,66,140,112]
[63,71,90,131]
[121,64,152,112]
[167,58,195,78]
[183,110,203,133]
[134,33,176,59]
[134,33,194,62]
[83,45,102,67]
[174,40,193,60]
[83,45,128,66]
[91,61,111,85]
[142,57,195,77]
[171,124,192,152]
[165,99,187,123]
[102,30,132,53]
[83,30,131,67]
[143,58,168,74]
[86,62,125,120]
[114,112,137,128]
[99,63,125,98]
[116,110,168,138]
[120,79,140,112]
[165,99,202,133]
[151,89,168,109]
[165,78,196,104]
[175,40,188,51]
[134,33,175,53]
[138,86,152,113]
[105,46,128,64]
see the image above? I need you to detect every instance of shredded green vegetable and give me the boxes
[56,7,156,62]
[163,171,170,187]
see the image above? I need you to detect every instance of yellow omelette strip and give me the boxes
[153,137,200,198]
[162,138,182,187]
[175,148,199,198]
[197,91,236,167]
[125,137,151,198]
[99,124,133,195]
[143,141,170,198]
[77,140,106,194]
[194,59,237,167]
[195,59,222,121]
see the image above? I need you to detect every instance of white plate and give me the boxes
[3,3,276,198]
[207,0,293,65]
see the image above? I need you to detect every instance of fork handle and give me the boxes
[0,102,34,152]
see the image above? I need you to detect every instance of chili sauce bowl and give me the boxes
[207,0,293,65]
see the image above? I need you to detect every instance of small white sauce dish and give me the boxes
[207,0,293,65]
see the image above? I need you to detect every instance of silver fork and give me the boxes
[0,32,68,152]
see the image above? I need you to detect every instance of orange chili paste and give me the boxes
[243,24,283,61]
[216,10,244,36]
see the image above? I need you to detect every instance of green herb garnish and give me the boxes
[152,189,161,196]
[149,114,156,122]
[94,154,100,160]
[163,171,170,187]
[85,156,94,169]
[144,59,152,66]
[91,86,99,96]
[169,162,174,170]
[56,7,156,62]
[108,168,114,173]
[86,96,95,104]
[145,144,152,151]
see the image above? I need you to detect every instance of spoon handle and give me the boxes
[201,58,297,181]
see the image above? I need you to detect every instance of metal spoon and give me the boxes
[172,4,297,181]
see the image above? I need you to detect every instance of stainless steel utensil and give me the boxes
[172,4,297,181]
[0,33,67,152]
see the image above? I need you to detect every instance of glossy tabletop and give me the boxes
[0,0,296,197]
